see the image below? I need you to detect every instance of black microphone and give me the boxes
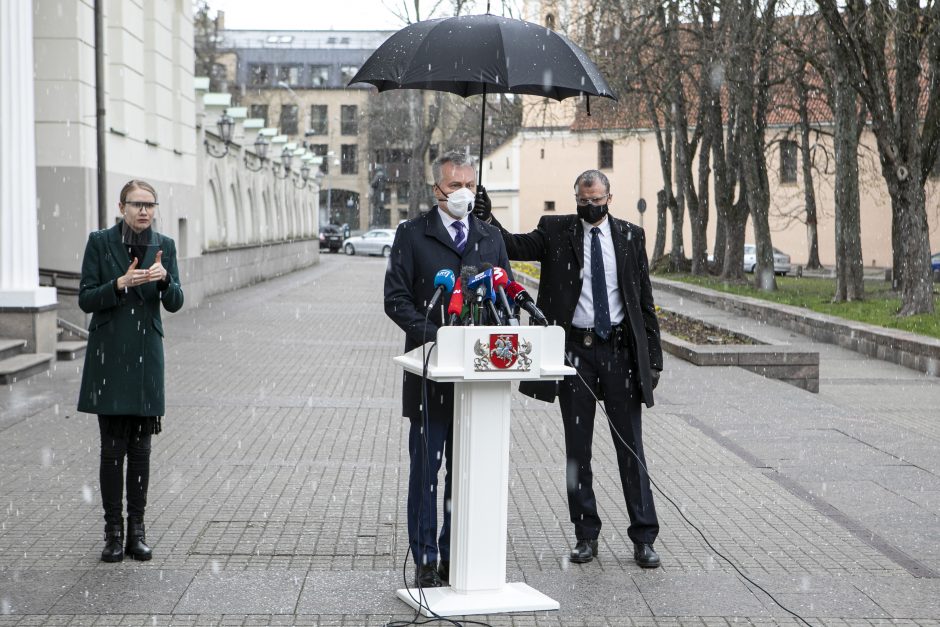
[505,281,549,326]
[460,265,478,325]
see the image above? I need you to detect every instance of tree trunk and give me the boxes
[722,191,749,281]
[832,67,864,302]
[891,178,934,315]
[653,189,667,262]
[797,62,822,270]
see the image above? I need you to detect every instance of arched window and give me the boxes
[545,13,556,29]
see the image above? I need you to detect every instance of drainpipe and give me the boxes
[94,0,108,229]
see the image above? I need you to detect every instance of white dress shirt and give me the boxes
[437,207,470,245]
[572,217,626,329]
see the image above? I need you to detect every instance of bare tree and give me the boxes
[817,0,939,315]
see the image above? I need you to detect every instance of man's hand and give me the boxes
[473,185,492,222]
[651,369,661,390]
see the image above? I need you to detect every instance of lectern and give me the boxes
[393,325,575,617]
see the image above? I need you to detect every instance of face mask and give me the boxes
[577,202,608,224]
[444,187,475,219]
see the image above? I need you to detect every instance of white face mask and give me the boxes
[444,187,475,219]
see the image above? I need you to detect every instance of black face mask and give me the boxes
[577,202,608,224]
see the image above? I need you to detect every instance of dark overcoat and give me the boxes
[493,214,663,408]
[77,223,184,416]
[384,208,511,421]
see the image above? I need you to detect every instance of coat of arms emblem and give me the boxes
[473,334,533,371]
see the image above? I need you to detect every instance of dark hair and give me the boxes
[119,180,158,203]
[573,170,610,194]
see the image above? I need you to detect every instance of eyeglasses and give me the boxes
[125,201,159,211]
[575,194,609,206]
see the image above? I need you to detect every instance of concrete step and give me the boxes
[0,338,27,361]
[0,353,54,384]
[56,340,87,361]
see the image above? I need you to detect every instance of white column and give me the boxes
[0,0,56,307]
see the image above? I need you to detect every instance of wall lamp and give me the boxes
[244,135,270,172]
[273,146,293,179]
[293,161,313,189]
[204,113,234,158]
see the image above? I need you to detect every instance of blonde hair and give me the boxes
[119,179,158,203]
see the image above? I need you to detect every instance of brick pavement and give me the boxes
[0,255,937,625]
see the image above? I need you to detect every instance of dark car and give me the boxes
[932,252,940,281]
[319,224,343,253]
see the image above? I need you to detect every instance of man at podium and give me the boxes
[475,169,664,569]
[384,151,511,588]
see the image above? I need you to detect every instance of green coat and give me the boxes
[77,223,184,416]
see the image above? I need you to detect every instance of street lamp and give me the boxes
[274,145,292,179]
[244,134,270,171]
[205,112,235,158]
[293,160,312,190]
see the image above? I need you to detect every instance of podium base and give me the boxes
[396,582,559,617]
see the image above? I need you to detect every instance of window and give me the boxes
[309,105,328,135]
[341,144,358,174]
[249,104,268,125]
[340,66,359,85]
[540,148,545,159]
[544,201,556,212]
[280,104,298,135]
[248,63,271,87]
[397,182,410,203]
[545,13,556,29]
[310,144,328,174]
[598,140,613,169]
[309,65,329,87]
[930,155,940,179]
[780,140,798,183]
[277,64,302,86]
[428,144,440,163]
[341,105,358,135]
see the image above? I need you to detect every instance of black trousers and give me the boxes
[559,338,659,545]
[98,416,152,527]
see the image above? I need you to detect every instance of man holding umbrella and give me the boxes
[474,171,664,569]
[384,151,511,588]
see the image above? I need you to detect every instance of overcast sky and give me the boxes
[209,0,521,31]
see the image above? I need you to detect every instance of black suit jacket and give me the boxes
[385,208,511,421]
[493,214,663,408]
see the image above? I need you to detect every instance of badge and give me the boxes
[582,333,594,348]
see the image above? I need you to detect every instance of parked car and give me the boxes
[319,224,344,253]
[743,244,791,276]
[343,229,397,257]
[932,252,940,280]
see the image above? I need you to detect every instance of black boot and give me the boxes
[101,523,124,562]
[125,520,152,561]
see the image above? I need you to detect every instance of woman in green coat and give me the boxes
[77,180,184,562]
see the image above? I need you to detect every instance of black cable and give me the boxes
[563,351,815,627]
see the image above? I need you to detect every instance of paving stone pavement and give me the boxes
[0,255,938,626]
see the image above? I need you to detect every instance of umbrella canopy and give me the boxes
[349,13,617,101]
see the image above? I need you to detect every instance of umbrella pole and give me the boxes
[478,84,487,187]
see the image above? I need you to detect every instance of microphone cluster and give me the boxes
[429,264,548,327]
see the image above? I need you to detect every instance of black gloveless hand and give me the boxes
[473,186,492,222]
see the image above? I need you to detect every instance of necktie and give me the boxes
[452,221,466,252]
[591,227,612,340]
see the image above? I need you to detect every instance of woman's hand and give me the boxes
[116,258,150,290]
[148,250,167,283]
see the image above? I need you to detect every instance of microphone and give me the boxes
[505,281,549,326]
[447,278,464,325]
[490,266,519,326]
[460,265,478,325]
[426,268,456,313]
[467,267,503,325]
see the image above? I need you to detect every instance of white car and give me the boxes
[342,229,397,257]
[743,244,791,275]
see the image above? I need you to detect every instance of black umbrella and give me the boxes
[348,11,616,184]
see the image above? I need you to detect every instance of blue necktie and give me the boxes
[591,227,612,340]
[452,221,466,252]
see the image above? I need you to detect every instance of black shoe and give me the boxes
[415,563,443,588]
[569,538,599,564]
[633,542,661,568]
[437,560,450,584]
[101,524,124,562]
[125,521,152,561]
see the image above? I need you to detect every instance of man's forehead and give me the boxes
[441,163,475,179]
[578,180,607,192]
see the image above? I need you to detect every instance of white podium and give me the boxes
[393,325,575,617]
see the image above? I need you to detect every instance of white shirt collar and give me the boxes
[580,215,611,236]
[438,206,469,233]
